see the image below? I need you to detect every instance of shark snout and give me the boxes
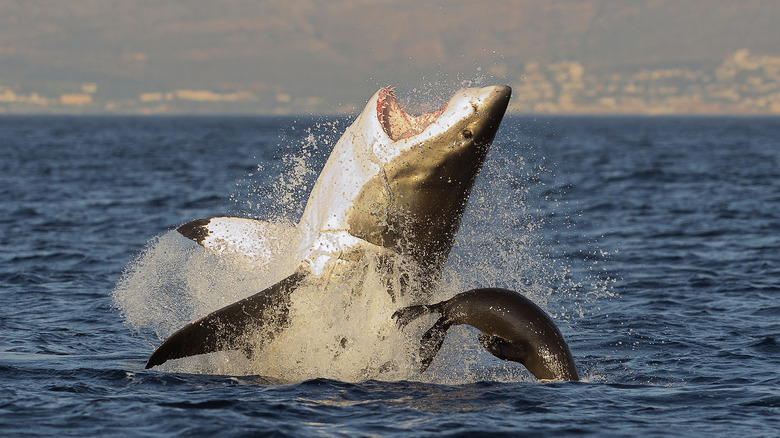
[472,85,512,120]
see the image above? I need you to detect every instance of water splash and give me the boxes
[113,98,610,383]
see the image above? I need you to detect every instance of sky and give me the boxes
[1,0,779,115]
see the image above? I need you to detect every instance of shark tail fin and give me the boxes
[145,272,306,369]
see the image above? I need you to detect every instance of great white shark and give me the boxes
[143,85,578,381]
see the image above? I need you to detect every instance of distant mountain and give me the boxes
[1,0,779,114]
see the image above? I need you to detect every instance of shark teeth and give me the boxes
[377,87,447,142]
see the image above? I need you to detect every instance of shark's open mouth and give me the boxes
[377,87,447,142]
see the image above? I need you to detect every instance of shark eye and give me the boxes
[462,129,473,139]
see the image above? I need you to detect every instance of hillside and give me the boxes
[1,0,779,114]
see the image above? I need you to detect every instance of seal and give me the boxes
[145,85,512,369]
[393,288,579,381]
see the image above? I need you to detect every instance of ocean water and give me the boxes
[1,114,778,436]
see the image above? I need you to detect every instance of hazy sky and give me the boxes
[1,0,779,114]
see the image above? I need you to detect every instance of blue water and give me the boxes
[1,115,778,436]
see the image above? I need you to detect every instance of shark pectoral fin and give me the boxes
[177,217,212,243]
[391,304,431,329]
[177,216,298,262]
[478,334,527,363]
[419,317,452,373]
[145,272,306,369]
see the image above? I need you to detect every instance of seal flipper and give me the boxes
[391,304,432,328]
[478,334,527,363]
[145,272,306,369]
[391,304,451,371]
[419,317,452,372]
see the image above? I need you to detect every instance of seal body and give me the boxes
[394,288,579,381]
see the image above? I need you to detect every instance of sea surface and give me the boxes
[1,114,778,437]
